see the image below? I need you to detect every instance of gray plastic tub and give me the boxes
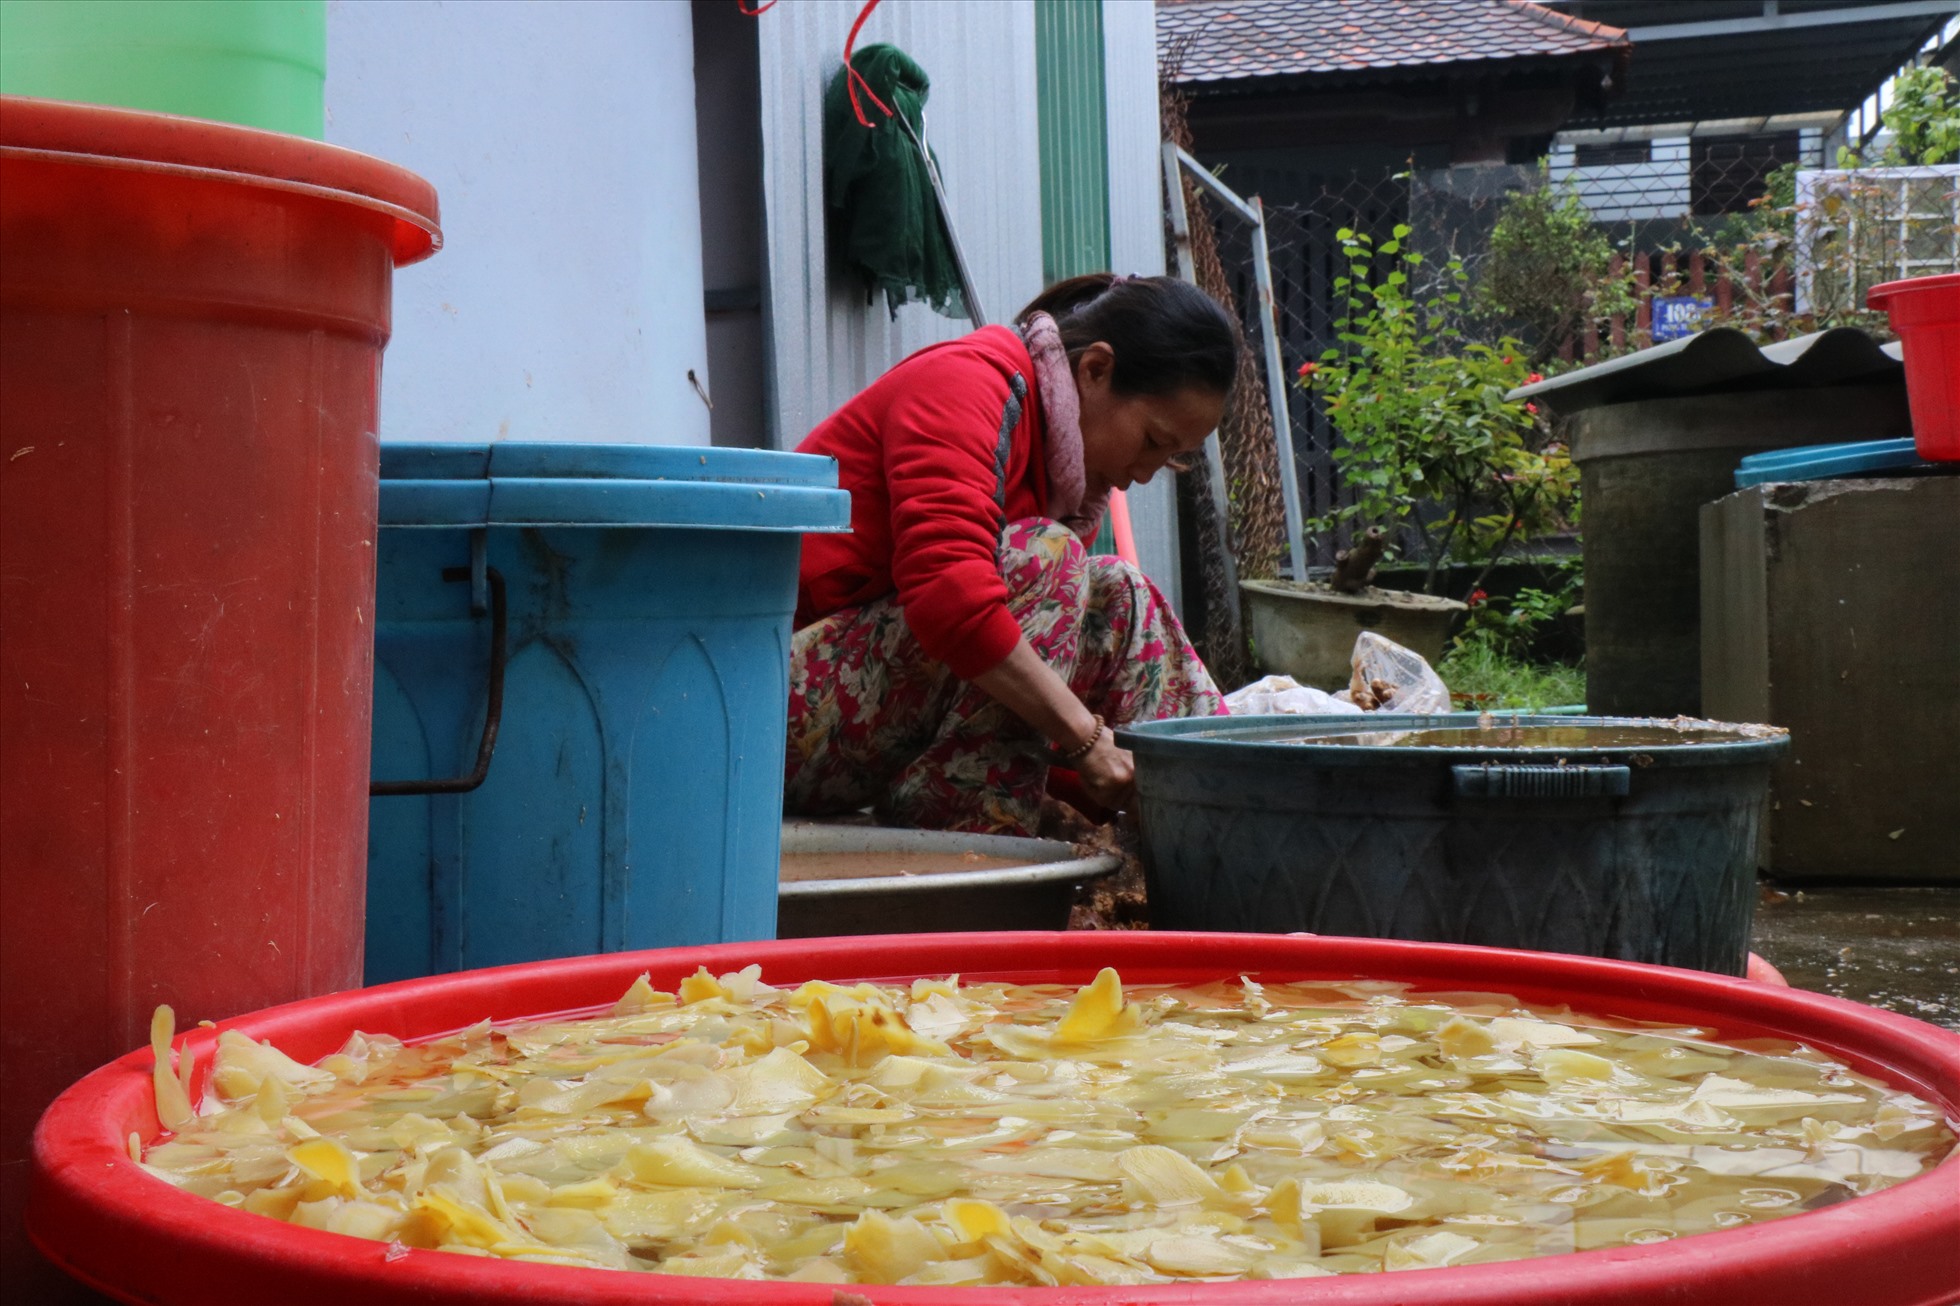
[1117,713,1790,975]
[777,824,1122,938]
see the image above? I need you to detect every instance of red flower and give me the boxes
[1467,588,1490,608]
[1526,372,1543,384]
[1501,356,1513,365]
[1525,402,1539,416]
[1296,361,1317,379]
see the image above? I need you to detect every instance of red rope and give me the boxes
[736,1,777,14]
[843,0,894,129]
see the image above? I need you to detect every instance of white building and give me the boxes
[324,0,1180,597]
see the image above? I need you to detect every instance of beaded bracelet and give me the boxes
[1057,714,1106,763]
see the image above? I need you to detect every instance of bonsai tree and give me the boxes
[1299,225,1577,601]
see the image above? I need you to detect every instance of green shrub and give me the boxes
[1298,226,1578,599]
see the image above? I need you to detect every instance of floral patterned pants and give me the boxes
[785,518,1226,835]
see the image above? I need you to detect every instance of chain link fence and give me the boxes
[1183,149,1960,571]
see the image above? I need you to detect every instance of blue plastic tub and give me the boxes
[365,443,849,985]
[1734,437,1938,487]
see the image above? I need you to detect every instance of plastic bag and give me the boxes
[1224,674,1363,716]
[1336,631,1450,714]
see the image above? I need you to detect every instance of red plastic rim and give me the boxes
[0,94,440,264]
[29,932,1960,1306]
[1868,272,1960,317]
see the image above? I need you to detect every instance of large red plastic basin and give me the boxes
[0,94,438,1289]
[1868,272,1960,461]
[29,932,1960,1305]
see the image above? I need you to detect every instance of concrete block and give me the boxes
[1702,476,1960,882]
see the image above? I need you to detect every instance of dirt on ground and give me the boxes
[1044,803,1149,931]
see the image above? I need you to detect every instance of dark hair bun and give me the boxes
[1017,274,1238,398]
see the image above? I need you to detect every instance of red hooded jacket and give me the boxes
[794,325,1051,681]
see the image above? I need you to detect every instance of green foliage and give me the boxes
[1298,226,1579,599]
[1713,155,1925,338]
[1874,65,1960,166]
[1438,643,1586,712]
[1479,166,1638,365]
[1701,66,1959,335]
[1453,566,1583,662]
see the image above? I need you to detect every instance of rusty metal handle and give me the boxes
[370,566,506,797]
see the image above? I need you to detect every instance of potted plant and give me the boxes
[1241,224,1577,689]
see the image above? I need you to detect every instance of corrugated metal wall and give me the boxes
[756,0,1044,452]
[754,0,1177,603]
[1102,0,1180,610]
[1036,0,1110,283]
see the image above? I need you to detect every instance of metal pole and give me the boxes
[1251,196,1309,580]
[900,114,987,327]
[1161,141,1244,640]
[1175,145,1259,225]
[1163,141,1196,282]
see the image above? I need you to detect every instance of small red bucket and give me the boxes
[1868,272,1960,461]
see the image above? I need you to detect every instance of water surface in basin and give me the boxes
[781,850,1032,883]
[139,967,1957,1285]
[1269,725,1761,750]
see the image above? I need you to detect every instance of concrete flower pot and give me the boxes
[1241,579,1465,690]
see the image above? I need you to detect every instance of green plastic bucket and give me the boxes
[0,0,324,138]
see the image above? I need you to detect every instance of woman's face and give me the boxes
[1074,342,1225,492]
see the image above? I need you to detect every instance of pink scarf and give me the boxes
[1020,311,1109,542]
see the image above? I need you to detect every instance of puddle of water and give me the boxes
[1752,886,1960,1030]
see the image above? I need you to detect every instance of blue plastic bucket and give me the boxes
[365,443,850,984]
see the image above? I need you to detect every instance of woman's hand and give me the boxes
[972,637,1136,813]
[1074,731,1136,812]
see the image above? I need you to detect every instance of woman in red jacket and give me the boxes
[786,274,1236,835]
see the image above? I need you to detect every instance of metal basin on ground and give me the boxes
[777,823,1122,937]
[27,932,1960,1306]
[1119,713,1790,974]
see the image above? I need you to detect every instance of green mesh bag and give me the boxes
[823,43,967,319]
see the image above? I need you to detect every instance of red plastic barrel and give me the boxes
[0,95,438,1292]
[1868,272,1960,462]
[29,932,1960,1306]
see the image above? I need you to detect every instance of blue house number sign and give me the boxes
[1652,295,1714,342]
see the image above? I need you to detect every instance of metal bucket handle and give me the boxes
[370,541,507,797]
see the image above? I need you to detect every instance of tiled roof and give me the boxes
[1160,0,1630,86]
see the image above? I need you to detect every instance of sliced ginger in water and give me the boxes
[137,964,1956,1286]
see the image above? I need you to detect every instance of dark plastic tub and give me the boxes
[26,932,1960,1306]
[1118,714,1790,975]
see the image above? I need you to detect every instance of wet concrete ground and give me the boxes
[1751,884,1960,1030]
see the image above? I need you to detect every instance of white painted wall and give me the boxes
[325,0,711,446]
[1548,137,1691,222]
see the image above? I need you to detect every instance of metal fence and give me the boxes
[1181,149,1960,569]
